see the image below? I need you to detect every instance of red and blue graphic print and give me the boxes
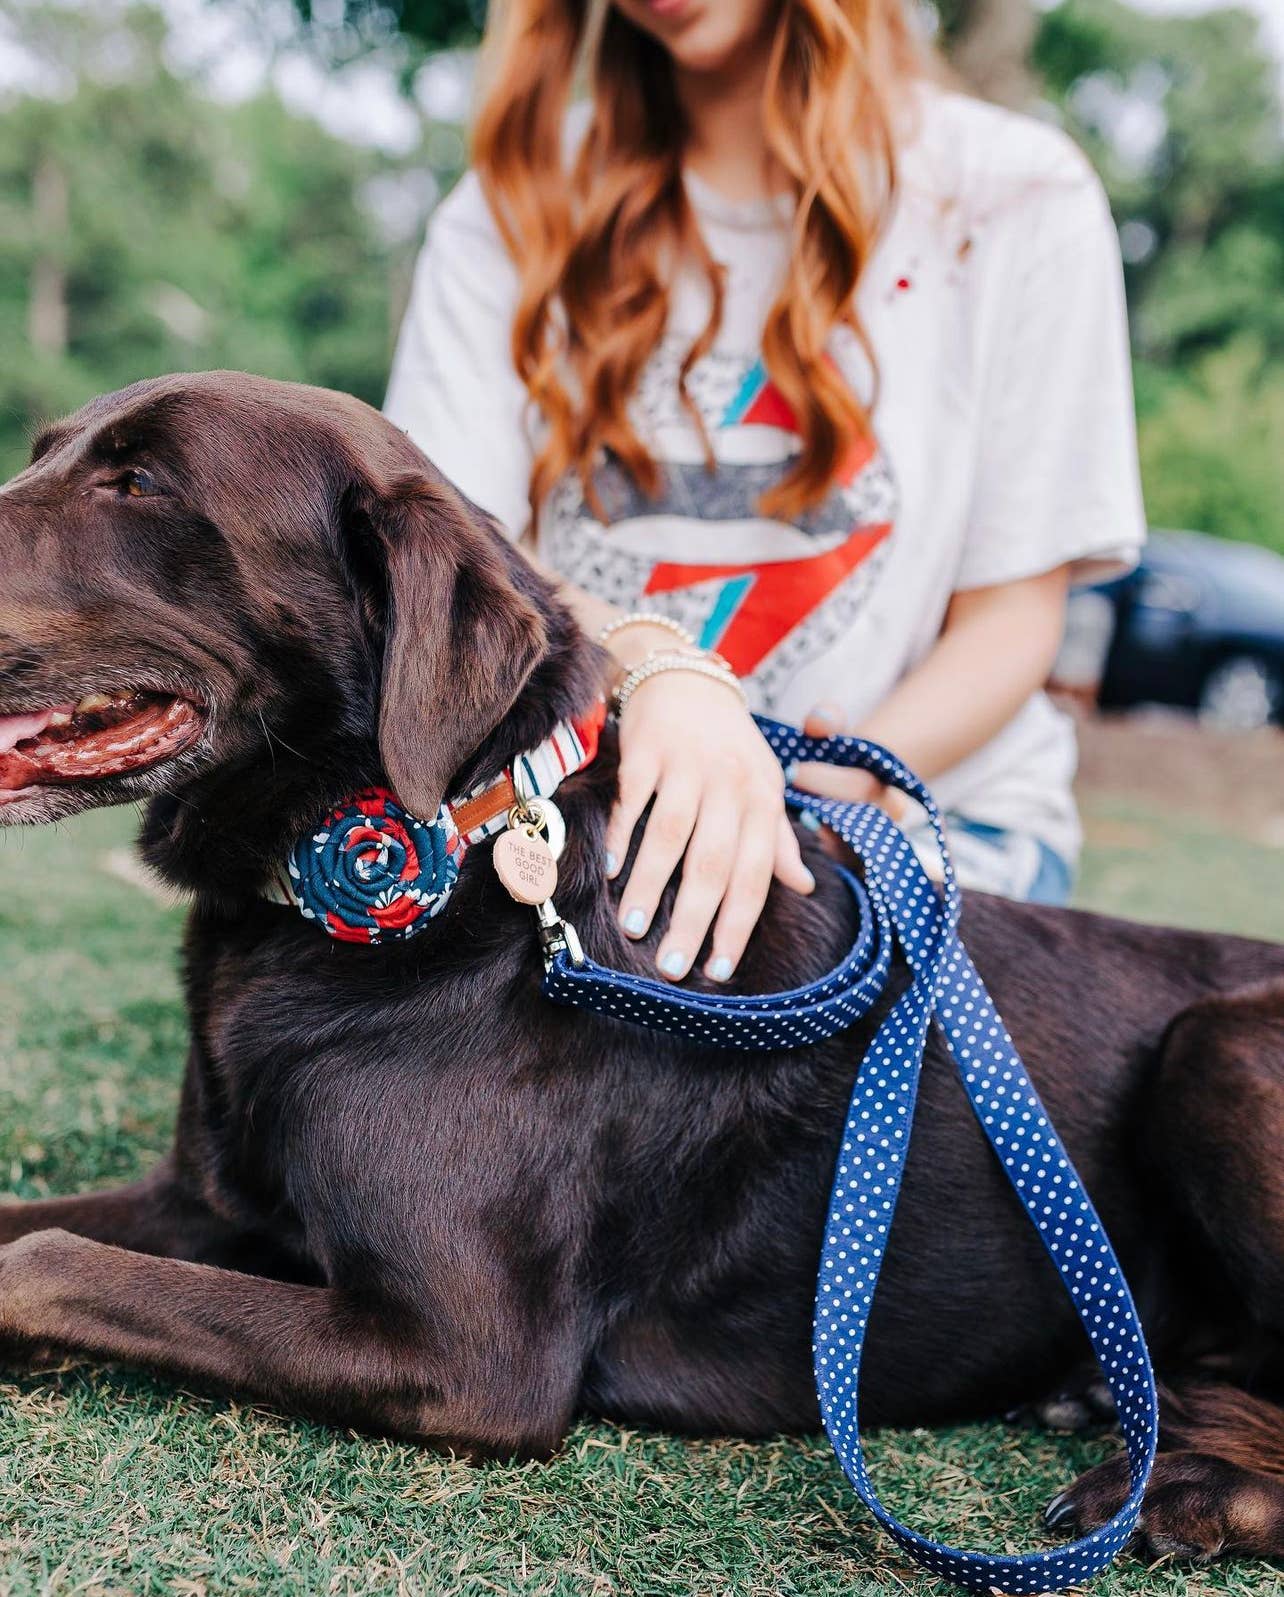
[542,345,897,708]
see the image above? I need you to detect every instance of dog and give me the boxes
[1,372,1283,1570]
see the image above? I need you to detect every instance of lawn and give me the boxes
[0,761,1281,1597]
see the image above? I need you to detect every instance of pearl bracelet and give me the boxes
[612,649,747,718]
[596,610,696,651]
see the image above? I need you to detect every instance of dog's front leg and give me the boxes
[0,1228,579,1455]
[0,1159,231,1258]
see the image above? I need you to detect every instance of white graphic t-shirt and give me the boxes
[385,88,1146,867]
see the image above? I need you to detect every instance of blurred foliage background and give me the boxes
[0,0,1282,558]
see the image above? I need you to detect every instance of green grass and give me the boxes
[0,801,1281,1596]
[1077,795,1284,942]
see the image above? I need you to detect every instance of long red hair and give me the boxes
[473,0,924,525]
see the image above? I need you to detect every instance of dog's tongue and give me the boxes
[0,706,71,755]
[0,694,204,793]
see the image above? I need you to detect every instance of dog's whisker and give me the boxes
[258,712,278,778]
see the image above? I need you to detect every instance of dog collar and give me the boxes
[265,701,605,944]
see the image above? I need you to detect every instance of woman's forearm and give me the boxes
[856,566,1071,778]
[538,556,1069,778]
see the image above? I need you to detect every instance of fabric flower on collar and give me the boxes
[287,788,461,945]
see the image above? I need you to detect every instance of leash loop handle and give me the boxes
[544,715,1157,1593]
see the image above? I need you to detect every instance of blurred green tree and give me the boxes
[288,0,481,61]
[0,4,402,476]
[1135,341,1284,555]
[1037,0,1284,550]
[1036,0,1284,362]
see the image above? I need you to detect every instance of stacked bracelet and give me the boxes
[598,610,745,718]
[596,611,696,650]
[612,649,747,718]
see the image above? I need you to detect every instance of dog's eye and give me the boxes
[117,468,162,498]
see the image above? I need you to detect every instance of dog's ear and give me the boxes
[353,472,548,819]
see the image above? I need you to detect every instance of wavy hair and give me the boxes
[472,0,924,524]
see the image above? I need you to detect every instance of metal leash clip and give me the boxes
[491,770,584,973]
[535,894,585,972]
[525,792,585,973]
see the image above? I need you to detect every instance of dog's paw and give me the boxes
[1047,1452,1262,1563]
[1045,1456,1132,1536]
[1007,1371,1116,1433]
[0,1334,71,1373]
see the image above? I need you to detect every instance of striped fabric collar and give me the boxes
[446,703,605,849]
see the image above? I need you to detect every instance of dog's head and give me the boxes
[0,372,597,886]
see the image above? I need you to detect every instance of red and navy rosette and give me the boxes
[286,787,461,945]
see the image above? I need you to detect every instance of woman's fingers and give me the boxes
[616,770,700,944]
[792,761,908,822]
[704,806,778,981]
[802,702,844,739]
[877,787,909,823]
[655,795,742,981]
[604,744,661,879]
[790,761,873,802]
[650,782,818,982]
[797,704,908,820]
[604,674,830,983]
[772,812,816,894]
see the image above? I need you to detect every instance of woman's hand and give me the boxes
[603,667,815,983]
[788,705,906,861]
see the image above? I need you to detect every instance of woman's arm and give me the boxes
[793,565,1071,802]
[791,142,1143,812]
[531,557,816,983]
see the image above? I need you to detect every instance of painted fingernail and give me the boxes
[708,955,733,982]
[783,762,798,785]
[605,849,619,876]
[622,907,647,937]
[798,811,822,833]
[659,949,688,978]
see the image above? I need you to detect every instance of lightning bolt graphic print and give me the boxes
[543,350,898,709]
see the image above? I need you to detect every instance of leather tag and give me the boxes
[492,828,558,905]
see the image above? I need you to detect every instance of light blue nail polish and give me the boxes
[623,907,647,937]
[798,811,822,833]
[783,761,798,785]
[659,949,687,978]
[708,956,733,982]
[605,850,618,875]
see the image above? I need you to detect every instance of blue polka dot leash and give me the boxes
[544,715,1158,1594]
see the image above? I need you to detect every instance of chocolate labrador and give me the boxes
[1,373,1282,1569]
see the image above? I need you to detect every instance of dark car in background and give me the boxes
[1057,530,1284,731]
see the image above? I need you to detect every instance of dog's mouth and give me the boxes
[0,690,205,800]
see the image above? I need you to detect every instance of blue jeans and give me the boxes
[904,814,1075,906]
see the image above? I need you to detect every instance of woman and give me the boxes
[385,0,1145,984]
